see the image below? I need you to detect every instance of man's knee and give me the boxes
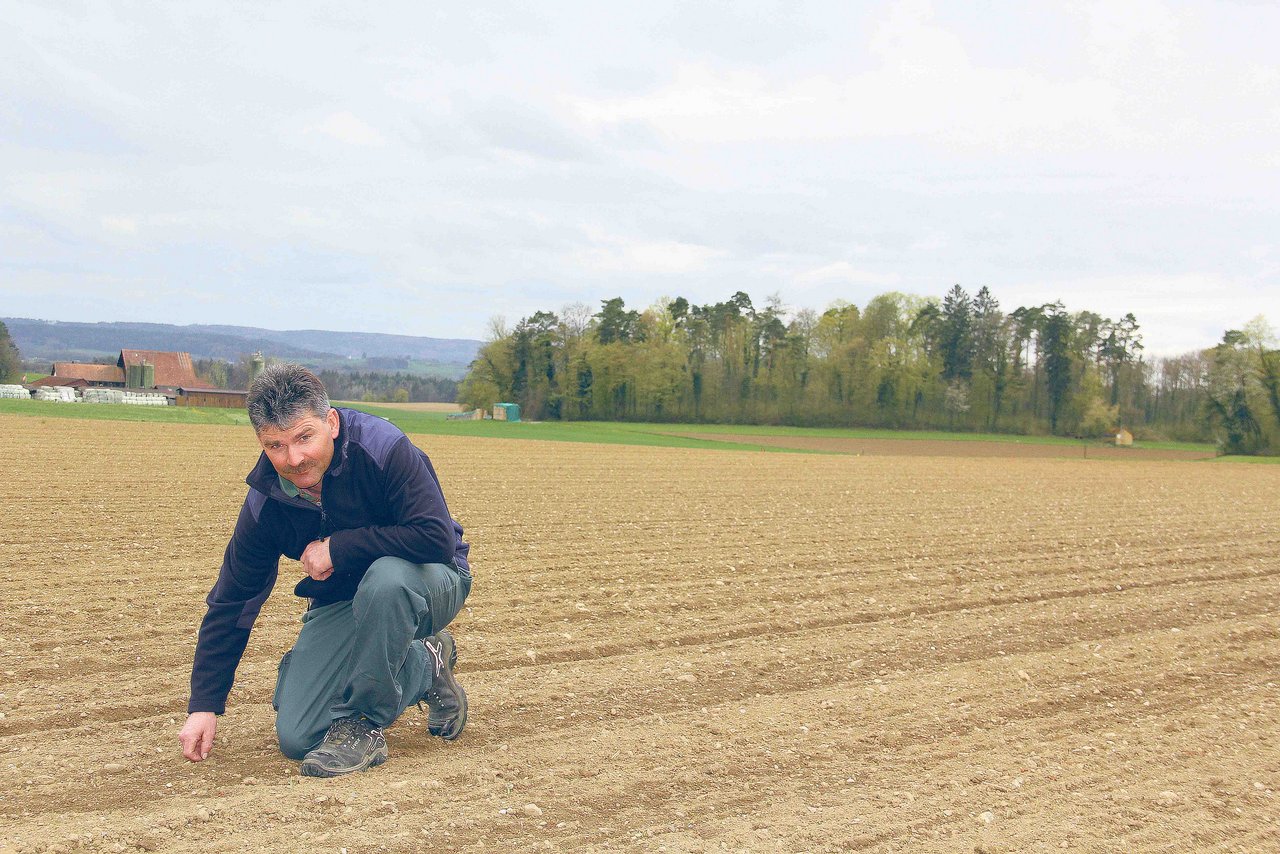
[355,556,420,605]
[276,718,318,760]
[358,557,457,603]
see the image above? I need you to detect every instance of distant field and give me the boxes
[333,399,461,414]
[338,402,1222,460]
[0,397,1231,461]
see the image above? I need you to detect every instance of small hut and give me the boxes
[1114,428,1134,447]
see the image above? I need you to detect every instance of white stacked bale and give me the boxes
[84,388,126,404]
[0,384,31,399]
[123,391,168,406]
[36,386,78,402]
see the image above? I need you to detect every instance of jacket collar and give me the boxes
[328,406,351,478]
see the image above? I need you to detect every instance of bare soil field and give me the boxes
[1,413,1277,853]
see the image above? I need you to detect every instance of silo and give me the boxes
[250,352,265,382]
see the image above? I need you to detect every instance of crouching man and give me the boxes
[178,364,472,777]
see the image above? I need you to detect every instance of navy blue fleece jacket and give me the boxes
[187,408,470,715]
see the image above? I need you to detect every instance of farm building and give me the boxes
[46,362,126,387]
[37,348,254,407]
[29,375,91,390]
[49,349,202,390]
[177,387,248,408]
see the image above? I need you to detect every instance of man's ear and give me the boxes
[327,407,340,439]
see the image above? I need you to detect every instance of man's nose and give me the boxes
[286,446,306,467]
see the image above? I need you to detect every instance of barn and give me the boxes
[49,349,202,390]
[176,387,249,408]
[46,362,126,387]
[40,349,250,407]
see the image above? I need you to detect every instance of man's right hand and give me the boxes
[179,711,218,762]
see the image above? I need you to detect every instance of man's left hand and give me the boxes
[301,537,334,581]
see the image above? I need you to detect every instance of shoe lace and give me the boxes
[424,638,445,678]
[325,717,377,750]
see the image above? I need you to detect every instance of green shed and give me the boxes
[493,402,521,422]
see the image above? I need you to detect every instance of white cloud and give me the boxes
[794,261,899,288]
[570,14,1126,154]
[571,0,1280,168]
[308,112,387,147]
[101,216,138,235]
[573,230,725,275]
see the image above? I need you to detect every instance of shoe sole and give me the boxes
[299,746,388,778]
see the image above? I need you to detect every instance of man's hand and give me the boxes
[301,537,334,581]
[179,712,217,762]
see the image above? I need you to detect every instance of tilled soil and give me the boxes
[0,414,1276,853]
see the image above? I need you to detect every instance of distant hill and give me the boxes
[5,318,482,379]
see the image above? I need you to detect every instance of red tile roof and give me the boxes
[51,362,126,383]
[118,350,201,387]
[30,375,90,388]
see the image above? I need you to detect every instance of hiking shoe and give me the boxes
[422,629,467,740]
[299,716,388,777]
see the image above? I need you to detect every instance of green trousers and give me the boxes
[272,556,472,759]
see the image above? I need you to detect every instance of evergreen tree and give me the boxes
[939,284,975,382]
[971,286,1009,428]
[0,321,22,382]
[595,298,642,345]
[1040,303,1073,433]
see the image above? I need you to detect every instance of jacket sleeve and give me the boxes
[326,436,457,573]
[188,491,281,715]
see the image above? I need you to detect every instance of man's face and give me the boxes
[257,408,340,491]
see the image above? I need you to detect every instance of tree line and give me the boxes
[458,289,1280,454]
[192,356,459,404]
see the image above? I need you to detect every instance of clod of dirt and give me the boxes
[102,763,125,774]
[523,803,544,817]
[979,810,996,825]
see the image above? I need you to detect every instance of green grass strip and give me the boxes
[0,397,1227,457]
[337,403,1218,455]
[0,398,251,426]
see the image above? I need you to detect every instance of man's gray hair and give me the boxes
[246,363,331,432]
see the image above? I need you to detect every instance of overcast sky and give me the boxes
[3,0,1277,355]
